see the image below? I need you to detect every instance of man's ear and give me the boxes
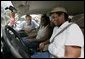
[60,13,64,19]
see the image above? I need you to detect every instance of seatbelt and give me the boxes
[50,22,74,43]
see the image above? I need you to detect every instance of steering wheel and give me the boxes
[2,25,31,58]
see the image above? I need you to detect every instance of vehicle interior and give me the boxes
[1,1,84,58]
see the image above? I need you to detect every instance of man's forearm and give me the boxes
[43,40,50,45]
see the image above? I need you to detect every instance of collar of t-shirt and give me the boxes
[26,21,31,25]
[58,21,70,29]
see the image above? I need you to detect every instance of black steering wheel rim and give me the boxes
[2,25,31,58]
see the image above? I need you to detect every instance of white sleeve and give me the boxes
[33,20,39,28]
[15,21,25,31]
[65,24,84,47]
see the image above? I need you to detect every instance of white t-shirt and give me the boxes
[15,20,39,31]
[48,21,84,58]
